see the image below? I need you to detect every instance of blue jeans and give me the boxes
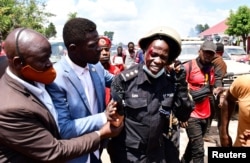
[181,117,208,163]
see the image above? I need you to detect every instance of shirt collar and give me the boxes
[6,67,43,96]
[65,55,89,76]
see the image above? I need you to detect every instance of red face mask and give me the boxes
[21,65,56,84]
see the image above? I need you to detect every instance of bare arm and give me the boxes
[218,89,237,147]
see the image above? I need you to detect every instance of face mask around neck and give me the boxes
[143,65,165,78]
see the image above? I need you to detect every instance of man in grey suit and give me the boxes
[0,27,123,162]
[46,17,120,163]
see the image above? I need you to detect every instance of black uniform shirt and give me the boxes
[110,64,176,158]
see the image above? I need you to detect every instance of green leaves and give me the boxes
[226,5,250,50]
[0,0,55,39]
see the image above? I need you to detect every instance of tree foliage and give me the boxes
[0,0,55,39]
[45,22,57,39]
[225,5,250,50]
[0,0,16,39]
[195,24,209,34]
[67,12,78,20]
[104,31,114,41]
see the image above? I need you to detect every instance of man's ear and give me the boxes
[68,44,76,51]
[12,56,23,69]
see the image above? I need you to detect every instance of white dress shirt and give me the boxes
[65,55,102,162]
[65,55,98,114]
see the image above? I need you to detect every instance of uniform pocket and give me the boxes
[159,96,174,116]
[125,97,147,109]
[124,97,148,121]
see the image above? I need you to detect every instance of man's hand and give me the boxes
[105,100,117,120]
[218,89,228,109]
[239,129,250,147]
[173,60,182,73]
[179,121,188,128]
[105,100,124,127]
[98,121,124,139]
[213,87,224,100]
[173,60,187,86]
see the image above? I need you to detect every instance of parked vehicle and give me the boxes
[223,60,250,87]
[48,39,67,63]
[222,45,249,63]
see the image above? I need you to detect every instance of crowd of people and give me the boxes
[0,17,249,163]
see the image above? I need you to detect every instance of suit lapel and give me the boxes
[61,58,92,115]
[89,64,105,113]
[4,74,60,138]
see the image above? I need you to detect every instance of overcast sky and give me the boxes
[45,0,249,44]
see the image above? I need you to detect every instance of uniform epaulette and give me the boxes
[120,66,139,82]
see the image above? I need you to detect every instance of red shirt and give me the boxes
[105,64,121,106]
[184,59,215,119]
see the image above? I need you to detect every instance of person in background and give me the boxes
[181,41,223,163]
[0,41,6,56]
[0,27,123,162]
[108,26,193,163]
[213,43,227,87]
[124,41,138,69]
[99,36,121,106]
[112,45,125,71]
[203,42,227,144]
[136,48,145,64]
[46,18,123,163]
[219,74,250,147]
[0,42,8,77]
[0,31,5,56]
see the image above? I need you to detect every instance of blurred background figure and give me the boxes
[136,48,144,64]
[0,41,6,56]
[99,36,121,105]
[124,41,138,69]
[0,42,8,77]
[112,45,125,71]
[203,42,227,145]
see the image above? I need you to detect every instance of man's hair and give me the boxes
[63,18,96,48]
[127,42,134,47]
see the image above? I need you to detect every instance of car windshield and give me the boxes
[181,44,200,55]
[49,40,67,63]
[50,42,66,56]
[225,48,246,56]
